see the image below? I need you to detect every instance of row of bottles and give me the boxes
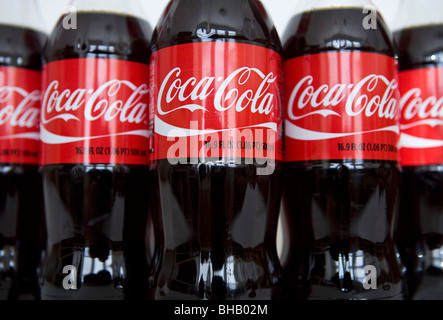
[0,0,442,300]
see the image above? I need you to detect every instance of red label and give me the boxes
[0,66,40,165]
[41,58,150,165]
[150,42,282,162]
[283,52,400,162]
[398,67,443,166]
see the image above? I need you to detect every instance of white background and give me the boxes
[36,0,401,36]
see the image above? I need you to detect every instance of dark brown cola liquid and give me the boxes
[281,8,406,300]
[394,24,443,300]
[0,24,46,300]
[149,0,283,300]
[40,12,154,300]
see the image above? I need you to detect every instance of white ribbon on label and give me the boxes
[285,120,400,141]
[289,110,342,121]
[40,126,151,145]
[399,133,443,149]
[400,119,443,130]
[398,119,443,148]
[154,115,278,138]
[0,132,40,140]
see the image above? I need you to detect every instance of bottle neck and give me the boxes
[393,0,443,31]
[0,0,45,33]
[69,0,147,20]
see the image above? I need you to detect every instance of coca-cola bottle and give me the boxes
[394,0,443,300]
[149,0,283,300]
[40,0,154,300]
[281,0,407,299]
[0,0,46,300]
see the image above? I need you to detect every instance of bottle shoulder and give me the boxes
[394,24,443,71]
[151,0,281,54]
[44,12,152,64]
[282,7,395,61]
[0,24,46,70]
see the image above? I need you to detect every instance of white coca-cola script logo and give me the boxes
[285,74,400,141]
[155,67,279,138]
[400,88,443,125]
[0,86,40,129]
[288,74,398,120]
[157,67,277,116]
[42,80,149,125]
[399,88,443,149]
